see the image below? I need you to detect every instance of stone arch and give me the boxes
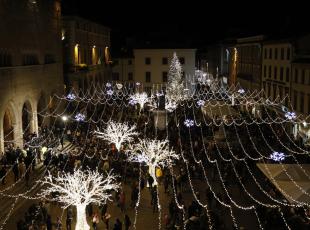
[22,99,34,138]
[2,101,18,148]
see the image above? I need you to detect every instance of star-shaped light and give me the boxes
[197,100,205,107]
[238,88,245,94]
[285,112,296,120]
[116,83,123,90]
[270,152,285,161]
[75,113,86,122]
[184,119,194,127]
[66,93,76,100]
[106,89,113,96]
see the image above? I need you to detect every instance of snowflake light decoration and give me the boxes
[238,88,245,94]
[270,152,285,161]
[106,89,114,96]
[197,100,205,107]
[75,113,85,122]
[106,82,112,88]
[129,98,138,106]
[116,83,123,90]
[95,121,139,151]
[39,169,119,230]
[67,93,76,100]
[184,119,195,127]
[285,112,296,120]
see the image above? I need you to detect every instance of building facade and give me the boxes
[0,0,63,152]
[111,57,135,82]
[262,42,292,106]
[133,49,196,92]
[62,16,112,92]
[233,35,264,91]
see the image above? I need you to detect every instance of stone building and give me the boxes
[0,0,63,152]
[62,16,112,92]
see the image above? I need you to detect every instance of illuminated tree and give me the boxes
[39,169,119,230]
[166,52,186,103]
[128,139,179,186]
[95,121,139,151]
[129,92,150,112]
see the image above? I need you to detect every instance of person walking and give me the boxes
[92,212,100,230]
[66,207,73,230]
[103,212,111,230]
[124,214,131,230]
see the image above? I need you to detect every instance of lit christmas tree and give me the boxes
[95,121,139,151]
[128,139,179,186]
[166,52,186,103]
[39,169,119,230]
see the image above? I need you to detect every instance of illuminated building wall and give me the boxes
[0,0,63,152]
[62,16,111,92]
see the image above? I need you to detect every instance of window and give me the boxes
[280,67,284,81]
[300,92,304,113]
[287,48,291,60]
[301,69,305,84]
[281,48,284,60]
[263,65,267,78]
[44,54,55,64]
[295,68,298,83]
[286,67,290,82]
[0,51,12,67]
[145,72,151,82]
[145,57,151,65]
[23,54,39,65]
[128,59,132,65]
[274,66,277,80]
[274,48,278,60]
[128,72,133,81]
[112,72,119,81]
[179,57,185,64]
[162,71,168,82]
[268,66,272,78]
[269,48,272,59]
[264,48,267,59]
[162,57,168,65]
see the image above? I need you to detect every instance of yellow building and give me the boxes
[262,41,292,106]
[62,16,112,92]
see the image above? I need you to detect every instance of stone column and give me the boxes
[32,108,39,135]
[0,121,4,154]
[14,115,24,148]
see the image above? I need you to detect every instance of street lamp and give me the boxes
[62,116,68,122]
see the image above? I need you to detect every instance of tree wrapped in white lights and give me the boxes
[39,169,119,230]
[95,121,139,151]
[166,52,186,104]
[128,139,179,186]
[129,92,150,112]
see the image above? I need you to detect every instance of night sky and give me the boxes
[62,0,307,51]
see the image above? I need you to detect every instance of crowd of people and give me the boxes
[0,99,310,230]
